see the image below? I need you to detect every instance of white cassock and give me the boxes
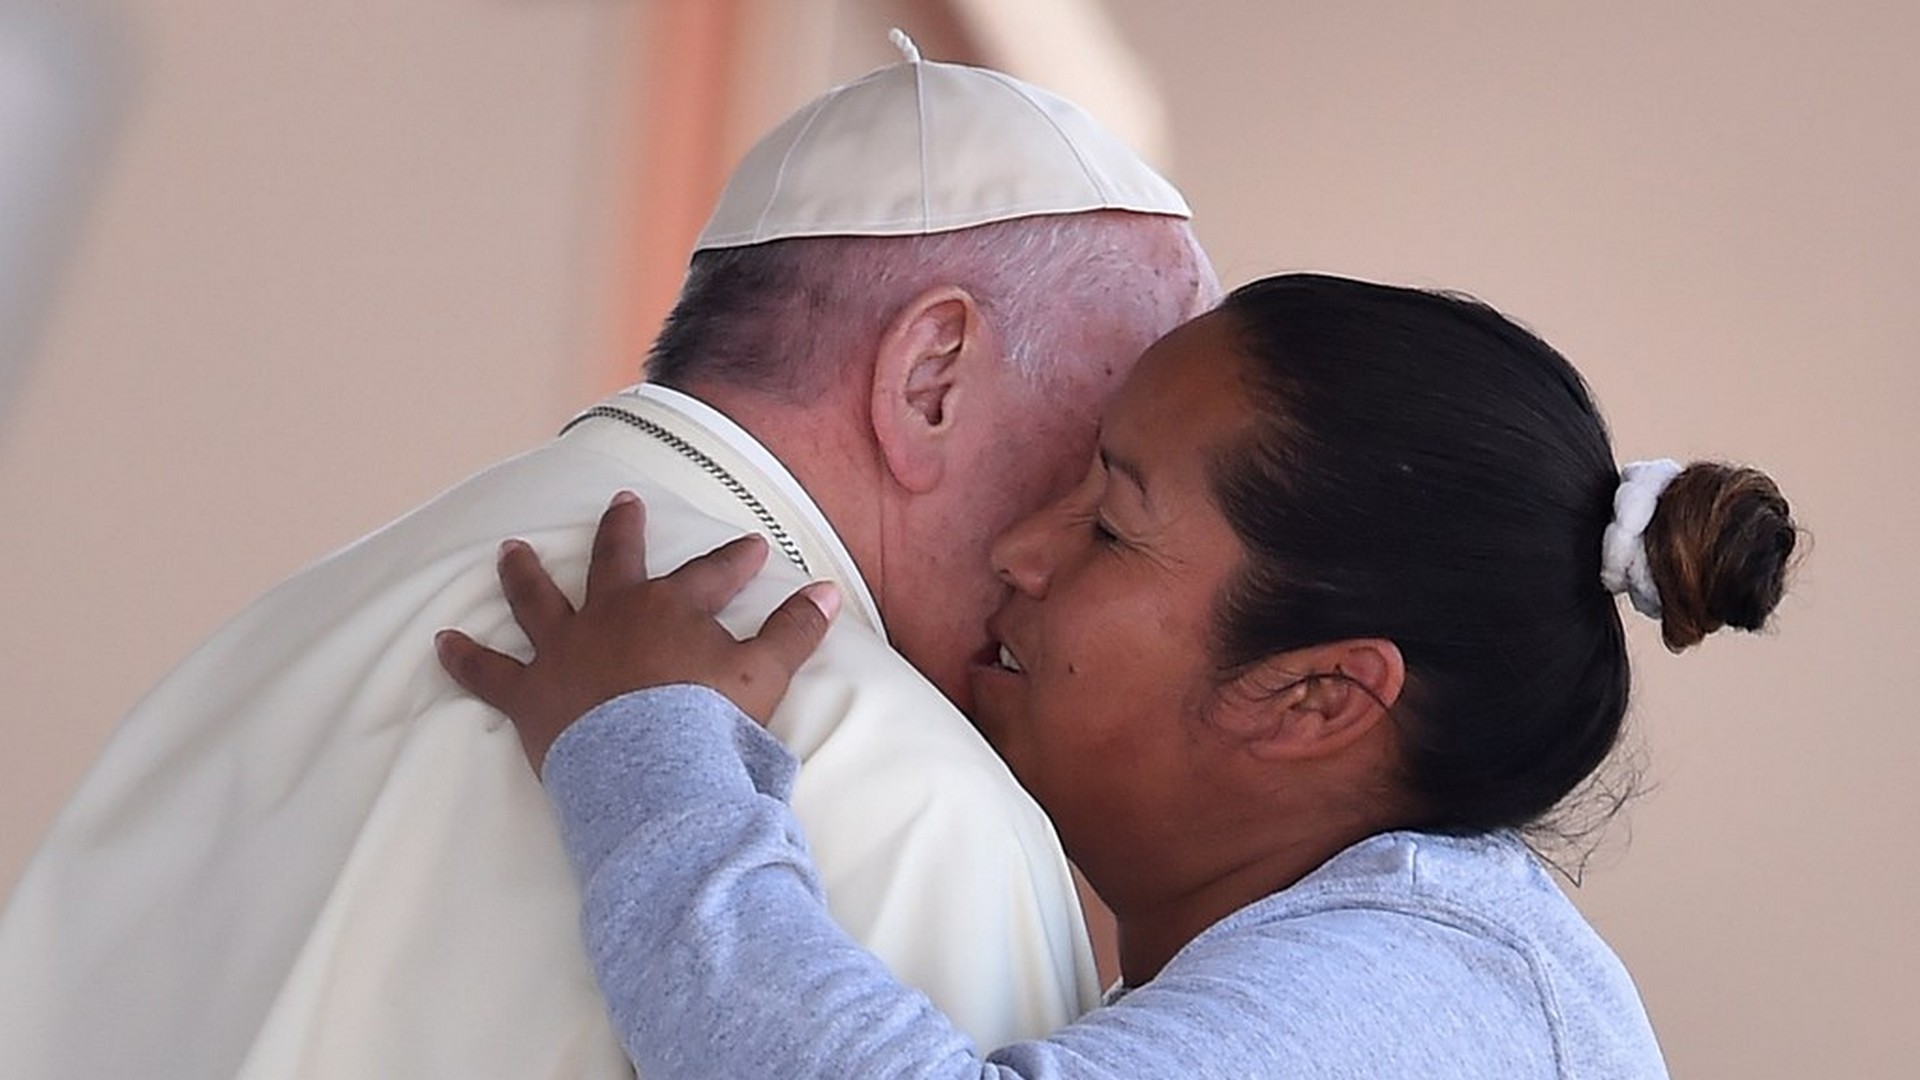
[0,384,1100,1078]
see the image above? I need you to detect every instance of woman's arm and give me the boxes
[434,494,1289,1079]
[434,493,1019,1076]
[547,685,1024,1079]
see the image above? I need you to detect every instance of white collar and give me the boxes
[597,384,886,636]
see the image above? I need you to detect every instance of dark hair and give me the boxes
[1643,464,1795,651]
[646,241,828,400]
[1209,274,1797,837]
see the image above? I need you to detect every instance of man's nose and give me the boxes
[991,507,1059,598]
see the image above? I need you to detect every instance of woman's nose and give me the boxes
[991,506,1059,598]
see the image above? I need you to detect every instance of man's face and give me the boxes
[882,229,1215,715]
[880,347,1125,716]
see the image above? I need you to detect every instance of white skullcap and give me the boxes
[693,30,1190,252]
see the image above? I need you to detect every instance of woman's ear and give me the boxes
[869,285,986,494]
[1213,638,1406,762]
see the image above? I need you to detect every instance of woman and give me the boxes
[437,274,1796,1078]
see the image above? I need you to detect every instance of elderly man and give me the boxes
[0,43,1214,1078]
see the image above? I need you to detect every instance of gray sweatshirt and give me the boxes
[545,685,1671,1079]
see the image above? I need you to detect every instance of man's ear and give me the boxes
[870,285,988,494]
[1212,638,1406,762]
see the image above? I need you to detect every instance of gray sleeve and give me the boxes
[542,686,1004,1079]
[544,686,1202,1080]
[544,687,1580,1080]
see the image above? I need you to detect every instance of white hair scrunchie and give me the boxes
[1601,458,1684,619]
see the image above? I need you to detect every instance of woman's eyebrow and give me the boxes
[1098,449,1152,510]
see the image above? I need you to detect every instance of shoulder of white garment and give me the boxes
[572,387,1106,1034]
[0,387,1094,1077]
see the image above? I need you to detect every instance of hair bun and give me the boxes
[1642,462,1798,651]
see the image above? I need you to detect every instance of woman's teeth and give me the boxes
[997,644,1024,673]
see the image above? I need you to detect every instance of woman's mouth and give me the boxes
[971,632,1026,676]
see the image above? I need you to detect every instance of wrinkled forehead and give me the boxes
[1136,216,1220,323]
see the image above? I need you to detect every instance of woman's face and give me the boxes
[969,310,1257,892]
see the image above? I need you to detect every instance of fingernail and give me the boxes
[805,581,842,622]
[499,538,529,557]
[611,490,638,507]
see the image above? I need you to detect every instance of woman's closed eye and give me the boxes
[1092,514,1145,554]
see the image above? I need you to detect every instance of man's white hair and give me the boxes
[647,211,1214,403]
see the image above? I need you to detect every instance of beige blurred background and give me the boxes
[1,1,1912,1076]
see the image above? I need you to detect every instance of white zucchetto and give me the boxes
[694,30,1190,252]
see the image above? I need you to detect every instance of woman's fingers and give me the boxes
[498,540,572,645]
[754,582,840,673]
[580,492,764,615]
[443,492,833,754]
[668,533,771,614]
[435,625,590,778]
[724,582,839,724]
[584,492,648,605]
[434,629,527,718]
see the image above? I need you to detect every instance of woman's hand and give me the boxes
[434,491,840,776]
